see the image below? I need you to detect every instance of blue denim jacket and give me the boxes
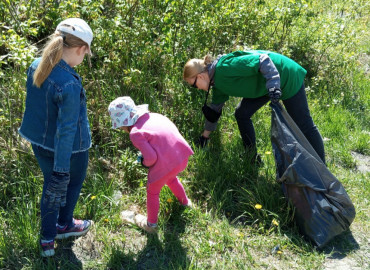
[19,58,91,173]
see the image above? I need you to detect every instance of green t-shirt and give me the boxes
[212,50,307,104]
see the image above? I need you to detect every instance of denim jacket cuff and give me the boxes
[53,166,70,173]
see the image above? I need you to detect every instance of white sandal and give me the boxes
[134,214,158,234]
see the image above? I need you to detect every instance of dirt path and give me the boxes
[324,152,370,269]
[324,227,369,270]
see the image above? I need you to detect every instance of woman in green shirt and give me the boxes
[183,50,325,164]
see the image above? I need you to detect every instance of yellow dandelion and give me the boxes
[104,218,109,223]
[277,250,283,254]
[91,195,97,200]
[265,151,272,155]
[167,198,173,203]
[272,219,279,226]
[255,204,262,210]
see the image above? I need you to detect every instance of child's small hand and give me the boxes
[137,155,149,168]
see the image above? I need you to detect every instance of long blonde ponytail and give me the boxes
[33,30,89,87]
[33,32,64,88]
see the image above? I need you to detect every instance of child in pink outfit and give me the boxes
[108,96,194,233]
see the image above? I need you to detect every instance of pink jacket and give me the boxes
[130,113,194,183]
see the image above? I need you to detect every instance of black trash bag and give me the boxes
[270,102,356,248]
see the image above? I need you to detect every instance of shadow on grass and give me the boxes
[35,240,83,270]
[54,240,83,270]
[321,230,360,258]
[281,229,361,259]
[107,207,190,269]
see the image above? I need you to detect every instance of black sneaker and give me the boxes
[40,239,55,257]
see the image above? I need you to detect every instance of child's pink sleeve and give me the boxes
[130,132,157,167]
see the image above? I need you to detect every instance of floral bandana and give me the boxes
[108,96,149,129]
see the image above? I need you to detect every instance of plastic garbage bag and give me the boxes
[270,102,356,248]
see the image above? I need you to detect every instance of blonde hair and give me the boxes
[183,54,214,80]
[33,30,89,88]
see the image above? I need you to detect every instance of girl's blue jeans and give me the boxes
[32,144,89,240]
[234,84,326,164]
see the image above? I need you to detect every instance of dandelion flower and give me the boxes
[265,151,272,155]
[104,218,109,223]
[272,219,279,226]
[255,204,262,210]
[167,198,173,203]
[277,250,283,254]
[91,195,97,200]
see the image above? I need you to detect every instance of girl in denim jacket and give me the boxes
[19,18,93,257]
[108,97,194,233]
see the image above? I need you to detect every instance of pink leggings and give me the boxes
[146,160,189,224]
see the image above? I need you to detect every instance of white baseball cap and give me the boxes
[56,18,93,50]
[108,96,149,129]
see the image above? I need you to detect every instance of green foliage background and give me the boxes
[1,0,369,146]
[0,0,369,269]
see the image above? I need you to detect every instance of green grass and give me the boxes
[0,94,368,269]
